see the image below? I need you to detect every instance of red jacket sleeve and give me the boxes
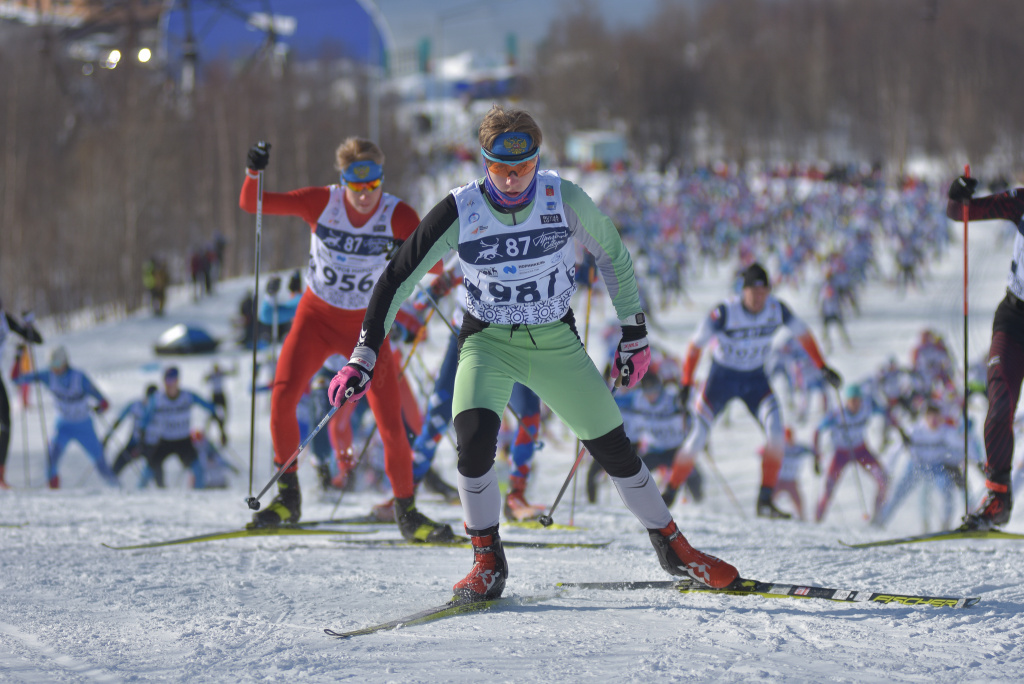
[239,174,330,229]
[392,201,442,275]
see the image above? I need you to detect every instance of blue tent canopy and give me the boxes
[163,0,391,71]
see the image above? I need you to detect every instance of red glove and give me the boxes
[96,399,110,414]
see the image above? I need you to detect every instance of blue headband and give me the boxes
[340,160,383,183]
[482,132,537,163]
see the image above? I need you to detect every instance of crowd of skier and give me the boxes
[1,105,1021,600]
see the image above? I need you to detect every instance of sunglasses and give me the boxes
[345,177,383,193]
[484,154,539,179]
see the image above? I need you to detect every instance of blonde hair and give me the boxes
[478,104,543,152]
[335,137,385,171]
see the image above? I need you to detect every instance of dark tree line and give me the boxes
[533,0,1023,174]
[0,24,414,324]
[1,0,1021,322]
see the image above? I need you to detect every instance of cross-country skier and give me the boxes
[105,383,160,479]
[769,427,817,521]
[407,262,546,520]
[137,366,225,489]
[812,384,889,523]
[14,346,116,488]
[601,368,705,506]
[329,105,739,600]
[874,403,963,531]
[663,262,843,518]
[947,175,1024,529]
[0,301,42,487]
[239,138,452,541]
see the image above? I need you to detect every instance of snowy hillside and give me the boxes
[1,218,1022,682]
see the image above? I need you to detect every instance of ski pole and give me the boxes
[539,380,618,528]
[570,283,596,525]
[25,344,50,466]
[327,313,435,519]
[245,404,338,510]
[701,445,747,521]
[961,163,970,518]
[21,389,30,487]
[246,167,264,500]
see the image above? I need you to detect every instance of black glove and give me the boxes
[821,365,842,389]
[266,275,281,296]
[813,453,822,476]
[430,269,457,299]
[947,175,978,203]
[679,383,691,408]
[247,141,271,171]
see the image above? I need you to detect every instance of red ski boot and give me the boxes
[453,524,508,601]
[648,521,738,588]
[960,478,1012,530]
[504,474,544,521]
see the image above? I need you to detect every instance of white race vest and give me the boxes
[1008,232,1024,299]
[619,391,686,451]
[150,391,198,442]
[308,187,399,310]
[453,171,577,325]
[825,401,872,451]
[48,370,91,423]
[709,296,786,371]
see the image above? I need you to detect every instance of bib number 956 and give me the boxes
[323,267,376,293]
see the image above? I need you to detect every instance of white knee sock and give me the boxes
[458,467,501,531]
[611,462,673,530]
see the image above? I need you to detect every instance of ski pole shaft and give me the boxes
[537,444,588,528]
[701,445,747,521]
[539,381,618,527]
[245,404,338,510]
[327,317,434,518]
[570,284,596,525]
[26,345,50,461]
[962,162,970,518]
[247,168,264,498]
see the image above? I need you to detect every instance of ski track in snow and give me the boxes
[1,217,1022,682]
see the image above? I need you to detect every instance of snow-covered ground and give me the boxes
[2,218,1022,683]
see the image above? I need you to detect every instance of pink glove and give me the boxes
[328,347,376,407]
[612,313,650,389]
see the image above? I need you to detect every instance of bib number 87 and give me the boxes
[323,267,376,293]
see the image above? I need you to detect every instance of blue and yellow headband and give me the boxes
[341,160,384,183]
[481,132,538,163]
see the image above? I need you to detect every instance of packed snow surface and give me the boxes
[1,217,1022,682]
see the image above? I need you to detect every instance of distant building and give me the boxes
[565,131,627,169]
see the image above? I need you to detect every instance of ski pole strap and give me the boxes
[248,404,339,506]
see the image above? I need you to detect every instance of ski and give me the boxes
[325,593,553,639]
[505,520,582,531]
[839,528,1024,549]
[297,516,393,526]
[102,526,369,550]
[335,537,611,550]
[559,577,980,608]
